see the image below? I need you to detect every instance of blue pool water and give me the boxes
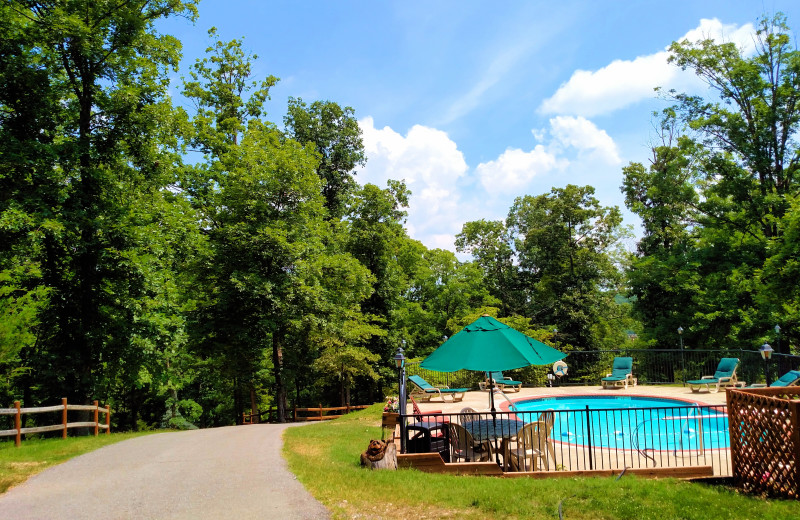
[512,395,730,451]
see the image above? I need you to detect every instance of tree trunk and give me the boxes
[360,442,397,470]
[272,333,287,422]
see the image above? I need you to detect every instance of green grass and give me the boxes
[284,404,797,520]
[0,431,159,494]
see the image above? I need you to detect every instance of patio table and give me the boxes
[462,418,525,470]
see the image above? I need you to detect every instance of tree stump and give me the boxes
[360,439,397,470]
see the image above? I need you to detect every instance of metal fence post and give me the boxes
[585,405,594,470]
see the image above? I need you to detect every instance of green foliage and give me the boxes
[457,186,631,350]
[284,98,365,220]
[626,13,800,355]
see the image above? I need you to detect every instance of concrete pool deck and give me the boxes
[415,383,730,413]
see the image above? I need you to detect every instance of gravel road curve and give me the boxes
[0,423,330,520]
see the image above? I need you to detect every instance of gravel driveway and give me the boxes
[0,423,330,519]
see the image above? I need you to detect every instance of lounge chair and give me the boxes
[507,411,556,471]
[480,371,523,392]
[687,357,741,393]
[601,357,637,389]
[447,422,492,462]
[747,370,800,388]
[407,375,468,403]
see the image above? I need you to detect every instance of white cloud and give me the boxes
[357,117,468,249]
[476,146,567,196]
[539,18,756,117]
[357,115,623,250]
[476,116,619,196]
[549,116,621,165]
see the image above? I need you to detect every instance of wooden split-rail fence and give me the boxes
[0,398,111,447]
[242,404,370,424]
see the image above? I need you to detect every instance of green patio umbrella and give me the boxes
[421,315,566,373]
[420,315,567,467]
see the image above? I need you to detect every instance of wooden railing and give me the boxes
[293,404,369,422]
[0,398,111,447]
[242,404,370,424]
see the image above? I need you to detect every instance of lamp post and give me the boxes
[394,342,407,452]
[678,326,684,386]
[760,342,773,387]
[775,325,781,372]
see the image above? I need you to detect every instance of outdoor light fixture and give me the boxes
[394,346,406,369]
[760,342,773,386]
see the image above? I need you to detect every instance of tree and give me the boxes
[284,98,365,220]
[625,13,800,358]
[182,32,379,422]
[400,247,496,356]
[455,220,521,315]
[0,0,199,410]
[508,185,628,349]
[668,13,800,241]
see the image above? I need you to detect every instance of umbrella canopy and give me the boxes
[421,315,566,372]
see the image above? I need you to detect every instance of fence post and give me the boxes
[14,400,21,447]
[62,398,68,439]
[105,405,110,434]
[585,405,594,470]
[93,400,99,436]
[319,403,323,421]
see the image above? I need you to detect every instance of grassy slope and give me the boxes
[284,404,796,520]
[0,431,157,494]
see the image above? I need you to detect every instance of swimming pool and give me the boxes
[511,395,730,451]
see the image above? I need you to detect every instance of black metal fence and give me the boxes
[406,349,800,389]
[401,402,732,476]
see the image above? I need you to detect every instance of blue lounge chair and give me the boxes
[747,370,800,388]
[687,357,740,393]
[486,371,523,392]
[407,375,468,403]
[601,357,636,389]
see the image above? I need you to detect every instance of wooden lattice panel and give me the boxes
[727,388,800,498]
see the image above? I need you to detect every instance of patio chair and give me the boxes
[485,371,523,392]
[458,406,489,423]
[601,357,637,389]
[687,357,741,393]
[747,370,800,388]
[409,394,443,420]
[447,422,492,462]
[407,375,468,403]
[507,418,556,471]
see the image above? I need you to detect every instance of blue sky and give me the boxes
[160,1,800,253]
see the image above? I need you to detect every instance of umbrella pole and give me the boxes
[489,386,502,467]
